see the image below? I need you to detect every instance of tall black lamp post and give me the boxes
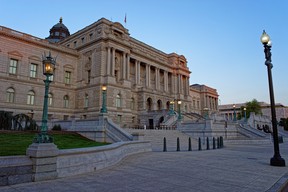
[35,52,55,143]
[260,30,285,167]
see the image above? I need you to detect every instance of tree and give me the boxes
[245,99,262,118]
[279,118,288,131]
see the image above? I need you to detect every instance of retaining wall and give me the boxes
[0,140,151,186]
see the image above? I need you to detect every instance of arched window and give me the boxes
[147,98,152,111]
[64,95,69,108]
[6,88,15,103]
[48,93,53,106]
[131,97,135,110]
[27,91,35,105]
[157,100,162,111]
[84,94,89,108]
[116,94,121,108]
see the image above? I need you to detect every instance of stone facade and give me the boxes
[0,18,219,128]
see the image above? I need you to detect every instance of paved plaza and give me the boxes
[1,142,288,192]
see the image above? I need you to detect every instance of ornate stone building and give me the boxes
[0,17,218,128]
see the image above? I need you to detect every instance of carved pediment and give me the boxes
[8,51,23,58]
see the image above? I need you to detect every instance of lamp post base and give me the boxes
[270,156,286,167]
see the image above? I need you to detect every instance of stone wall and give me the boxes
[0,140,151,186]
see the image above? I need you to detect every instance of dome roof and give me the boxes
[46,17,70,43]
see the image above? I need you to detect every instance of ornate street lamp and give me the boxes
[260,30,285,166]
[35,52,56,143]
[100,85,107,113]
[203,107,209,119]
[233,104,236,121]
[177,100,182,120]
[169,100,175,115]
[243,107,247,122]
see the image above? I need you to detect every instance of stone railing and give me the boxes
[0,140,151,186]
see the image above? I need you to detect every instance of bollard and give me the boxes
[198,137,202,151]
[206,137,210,150]
[177,137,180,151]
[217,137,220,149]
[188,137,192,151]
[220,136,224,148]
[213,137,216,149]
[163,137,167,152]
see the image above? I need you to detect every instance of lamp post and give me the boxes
[233,104,236,121]
[100,85,107,113]
[177,100,182,120]
[203,107,209,120]
[260,30,285,167]
[35,52,55,143]
[244,107,247,122]
[169,100,175,115]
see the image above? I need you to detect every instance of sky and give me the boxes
[1,0,288,106]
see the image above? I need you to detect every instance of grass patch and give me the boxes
[0,131,110,156]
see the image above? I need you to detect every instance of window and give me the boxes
[84,94,89,108]
[48,93,53,106]
[9,59,18,74]
[81,37,85,44]
[64,71,71,84]
[6,88,15,103]
[27,91,35,105]
[55,32,59,36]
[131,98,135,110]
[89,33,93,40]
[74,41,77,47]
[64,95,69,108]
[87,70,91,84]
[116,94,121,108]
[48,75,54,81]
[30,63,37,78]
[117,115,122,123]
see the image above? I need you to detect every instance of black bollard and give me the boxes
[213,137,216,149]
[198,137,202,151]
[220,136,224,148]
[177,137,180,151]
[188,137,192,151]
[163,137,167,152]
[217,137,220,149]
[206,137,210,150]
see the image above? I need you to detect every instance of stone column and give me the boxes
[126,54,130,80]
[111,48,115,76]
[106,47,111,76]
[122,52,126,80]
[164,71,168,92]
[26,143,59,182]
[155,68,159,90]
[136,61,141,85]
[145,64,150,88]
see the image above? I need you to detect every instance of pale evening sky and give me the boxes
[1,0,288,105]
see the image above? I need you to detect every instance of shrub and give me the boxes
[52,124,62,131]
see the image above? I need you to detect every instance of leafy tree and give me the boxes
[245,99,262,118]
[279,118,288,131]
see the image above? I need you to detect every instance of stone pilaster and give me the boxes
[26,143,59,182]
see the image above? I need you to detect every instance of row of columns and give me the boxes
[204,96,218,110]
[106,47,189,95]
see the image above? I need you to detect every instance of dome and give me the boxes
[46,17,70,43]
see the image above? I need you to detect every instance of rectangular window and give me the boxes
[117,115,122,123]
[30,63,37,78]
[87,70,91,84]
[74,41,77,47]
[81,37,85,44]
[64,71,71,84]
[9,59,18,74]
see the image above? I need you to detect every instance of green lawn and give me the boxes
[0,131,110,156]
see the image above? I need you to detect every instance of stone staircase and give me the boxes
[124,128,198,152]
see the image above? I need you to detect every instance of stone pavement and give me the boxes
[1,143,288,192]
